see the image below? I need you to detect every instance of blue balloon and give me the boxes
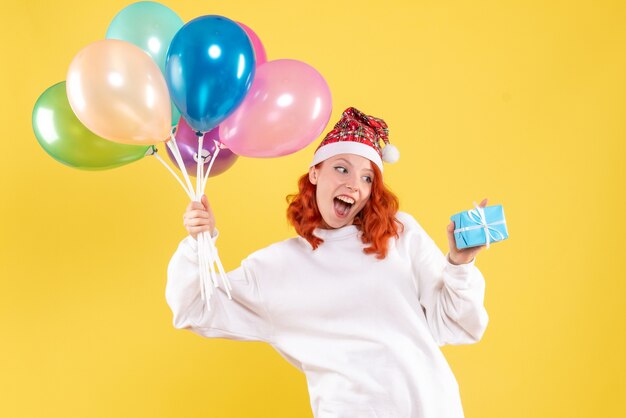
[165,15,256,132]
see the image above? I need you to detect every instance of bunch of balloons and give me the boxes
[32,1,333,302]
[33,1,332,171]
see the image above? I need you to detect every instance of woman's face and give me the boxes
[308,153,374,229]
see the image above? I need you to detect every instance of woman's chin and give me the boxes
[321,211,353,229]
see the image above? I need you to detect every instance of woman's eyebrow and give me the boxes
[334,158,373,174]
[334,158,352,166]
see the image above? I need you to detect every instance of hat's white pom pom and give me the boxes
[382,144,400,163]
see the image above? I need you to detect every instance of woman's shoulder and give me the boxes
[394,211,423,232]
[244,235,306,264]
[393,211,436,254]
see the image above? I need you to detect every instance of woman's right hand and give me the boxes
[183,195,215,240]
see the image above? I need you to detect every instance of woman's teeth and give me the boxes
[336,195,355,205]
[334,196,354,217]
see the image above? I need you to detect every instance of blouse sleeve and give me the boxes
[165,234,273,343]
[401,213,489,346]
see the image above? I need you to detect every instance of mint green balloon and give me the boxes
[32,82,149,170]
[106,1,183,126]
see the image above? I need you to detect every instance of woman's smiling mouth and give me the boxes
[334,195,355,217]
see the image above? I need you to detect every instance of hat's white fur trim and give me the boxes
[310,142,384,172]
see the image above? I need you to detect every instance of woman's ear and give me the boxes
[308,166,318,185]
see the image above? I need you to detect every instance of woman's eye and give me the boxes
[334,166,347,174]
[363,176,372,184]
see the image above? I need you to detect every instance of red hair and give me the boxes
[286,163,402,259]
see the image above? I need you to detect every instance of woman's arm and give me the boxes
[403,214,489,346]
[165,195,273,343]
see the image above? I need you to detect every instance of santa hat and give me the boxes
[310,107,399,172]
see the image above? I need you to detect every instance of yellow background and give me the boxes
[2,0,624,417]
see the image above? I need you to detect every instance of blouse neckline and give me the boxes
[312,224,360,240]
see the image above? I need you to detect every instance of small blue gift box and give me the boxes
[450,204,508,249]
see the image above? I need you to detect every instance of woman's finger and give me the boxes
[479,198,488,207]
[186,201,205,211]
[447,221,456,244]
[187,225,211,238]
[185,217,213,227]
[183,210,210,223]
[188,224,211,232]
[185,209,211,219]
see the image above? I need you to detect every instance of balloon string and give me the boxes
[164,128,210,301]
[201,142,221,193]
[196,138,232,299]
[200,225,213,304]
[197,238,229,300]
[196,136,213,298]
[151,151,194,200]
[166,131,195,197]
[167,142,195,195]
[195,135,203,200]
[202,231,219,287]
[214,245,233,296]
[203,233,232,299]
[195,135,212,301]
[167,131,215,301]
[197,139,219,290]
[164,132,209,296]
[198,237,207,304]
[193,135,210,287]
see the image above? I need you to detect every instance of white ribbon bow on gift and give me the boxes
[453,202,506,249]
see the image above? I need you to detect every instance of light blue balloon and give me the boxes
[106,1,183,126]
[165,15,256,133]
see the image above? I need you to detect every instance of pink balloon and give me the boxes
[237,22,267,66]
[220,59,332,158]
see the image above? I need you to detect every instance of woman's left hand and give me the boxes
[446,198,488,265]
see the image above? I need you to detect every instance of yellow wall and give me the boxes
[2,0,624,417]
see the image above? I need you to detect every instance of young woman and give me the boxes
[166,107,489,418]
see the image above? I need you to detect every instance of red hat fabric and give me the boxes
[310,107,398,172]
